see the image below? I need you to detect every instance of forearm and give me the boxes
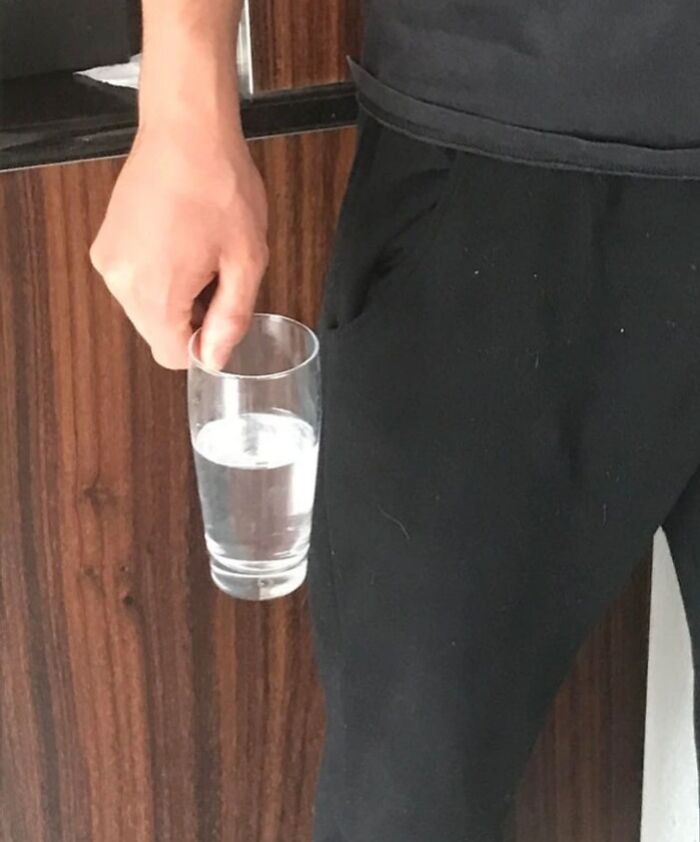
[139,0,244,134]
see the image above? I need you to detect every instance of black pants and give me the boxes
[307,114,700,841]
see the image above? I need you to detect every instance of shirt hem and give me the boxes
[349,58,700,181]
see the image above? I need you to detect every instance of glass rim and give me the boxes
[188,313,319,381]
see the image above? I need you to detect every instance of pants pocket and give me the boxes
[320,114,465,336]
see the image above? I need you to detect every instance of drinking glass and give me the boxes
[188,313,321,601]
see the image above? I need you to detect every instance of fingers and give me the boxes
[145,310,193,370]
[91,249,195,369]
[199,251,267,369]
[123,285,194,369]
[191,278,219,331]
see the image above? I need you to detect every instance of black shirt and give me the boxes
[354,0,700,178]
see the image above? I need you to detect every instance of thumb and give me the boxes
[199,264,259,370]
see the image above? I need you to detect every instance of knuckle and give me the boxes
[217,310,252,343]
[150,345,184,371]
[89,242,104,273]
[89,243,134,289]
[245,242,269,279]
[104,263,137,295]
[258,242,270,272]
[89,241,139,292]
[218,306,251,328]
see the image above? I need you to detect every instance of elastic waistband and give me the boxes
[349,59,700,181]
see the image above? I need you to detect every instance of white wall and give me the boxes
[641,529,698,842]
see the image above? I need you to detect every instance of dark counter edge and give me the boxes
[0,82,359,172]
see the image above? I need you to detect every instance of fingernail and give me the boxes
[201,335,228,370]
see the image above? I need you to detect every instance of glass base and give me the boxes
[209,554,308,601]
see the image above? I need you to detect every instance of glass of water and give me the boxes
[188,313,321,601]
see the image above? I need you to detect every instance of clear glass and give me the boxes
[188,313,321,601]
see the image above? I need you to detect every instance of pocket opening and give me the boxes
[323,136,466,339]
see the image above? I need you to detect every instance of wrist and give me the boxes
[139,31,242,136]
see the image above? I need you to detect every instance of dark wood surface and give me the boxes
[0,128,356,842]
[0,125,648,842]
[250,0,362,92]
[506,557,650,841]
[0,75,357,173]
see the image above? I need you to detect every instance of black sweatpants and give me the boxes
[307,113,700,842]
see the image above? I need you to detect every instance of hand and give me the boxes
[90,121,269,370]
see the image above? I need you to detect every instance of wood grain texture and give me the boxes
[0,128,357,842]
[0,125,648,842]
[504,557,650,841]
[250,0,362,92]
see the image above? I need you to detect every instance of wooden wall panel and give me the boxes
[0,124,648,842]
[250,0,362,92]
[0,128,357,842]
[506,558,650,841]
